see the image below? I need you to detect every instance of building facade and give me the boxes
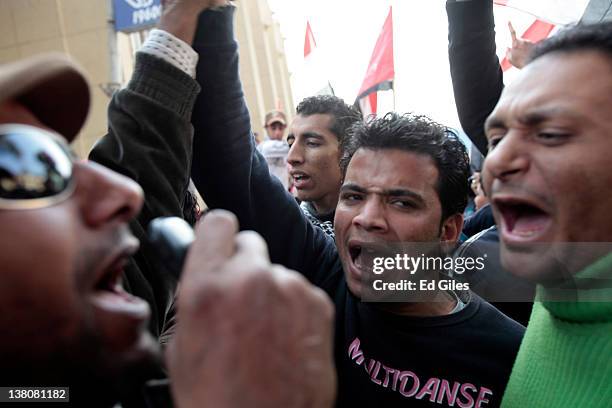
[0,0,294,157]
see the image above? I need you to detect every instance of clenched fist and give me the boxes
[167,210,336,408]
[159,0,232,44]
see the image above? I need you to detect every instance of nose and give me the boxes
[287,141,304,167]
[352,196,388,232]
[272,128,284,139]
[72,160,144,228]
[483,131,530,188]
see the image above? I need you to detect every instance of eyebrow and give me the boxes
[301,131,325,140]
[486,107,580,133]
[341,183,425,204]
[484,116,506,133]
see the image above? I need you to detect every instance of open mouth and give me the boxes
[94,257,130,297]
[495,199,552,241]
[349,243,363,268]
[290,171,311,187]
[348,242,380,270]
[89,251,149,321]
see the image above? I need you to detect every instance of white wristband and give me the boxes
[140,29,199,78]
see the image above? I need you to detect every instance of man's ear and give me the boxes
[440,213,463,243]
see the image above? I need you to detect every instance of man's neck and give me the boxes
[312,195,338,216]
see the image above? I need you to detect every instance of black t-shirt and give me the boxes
[320,269,524,408]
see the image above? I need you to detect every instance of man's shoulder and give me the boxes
[305,231,344,293]
[258,140,289,156]
[300,201,335,239]
[468,294,526,339]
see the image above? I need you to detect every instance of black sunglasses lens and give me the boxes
[0,130,73,200]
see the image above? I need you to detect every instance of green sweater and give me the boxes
[501,253,612,407]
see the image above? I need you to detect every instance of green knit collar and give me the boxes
[539,252,612,323]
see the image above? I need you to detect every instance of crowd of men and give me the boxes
[0,0,610,407]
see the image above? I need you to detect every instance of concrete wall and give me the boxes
[233,1,294,140]
[0,0,111,156]
[0,0,294,156]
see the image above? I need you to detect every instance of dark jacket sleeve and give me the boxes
[89,53,200,336]
[462,203,495,238]
[190,6,341,292]
[447,0,504,155]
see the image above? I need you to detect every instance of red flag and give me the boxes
[355,7,394,118]
[304,21,317,58]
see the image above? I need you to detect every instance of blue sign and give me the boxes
[113,0,162,33]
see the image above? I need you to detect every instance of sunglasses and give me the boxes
[0,123,75,210]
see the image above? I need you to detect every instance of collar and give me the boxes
[301,201,335,221]
[540,252,612,323]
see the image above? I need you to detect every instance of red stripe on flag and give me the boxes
[494,0,509,5]
[522,19,555,40]
[358,92,378,118]
[369,93,377,115]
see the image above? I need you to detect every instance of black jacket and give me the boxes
[90,53,199,339]
[90,53,199,408]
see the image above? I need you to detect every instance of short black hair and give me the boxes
[529,21,612,63]
[340,112,470,221]
[295,95,361,143]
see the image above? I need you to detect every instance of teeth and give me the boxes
[354,251,363,268]
[112,275,123,293]
[514,229,538,237]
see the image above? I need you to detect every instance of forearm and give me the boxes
[447,0,503,155]
[90,53,199,223]
[190,6,338,284]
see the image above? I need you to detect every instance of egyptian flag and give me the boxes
[495,0,612,71]
[355,7,394,119]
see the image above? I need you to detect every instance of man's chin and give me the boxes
[71,332,162,406]
[3,331,161,406]
[345,277,363,299]
[500,243,570,285]
[102,331,162,382]
[296,191,312,203]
